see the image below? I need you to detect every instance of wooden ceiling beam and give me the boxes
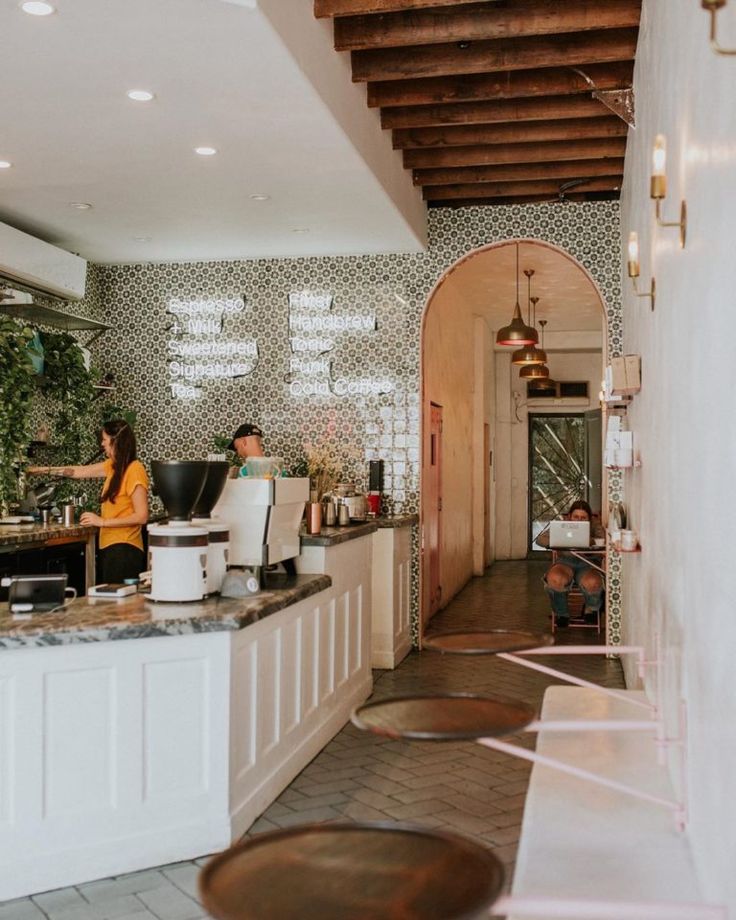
[351,28,638,82]
[382,93,610,129]
[335,0,641,51]
[424,175,623,201]
[427,191,621,207]
[403,136,628,169]
[412,157,626,187]
[367,61,634,107]
[393,116,627,150]
[316,0,474,17]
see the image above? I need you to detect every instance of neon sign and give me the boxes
[286,290,392,399]
[166,295,258,398]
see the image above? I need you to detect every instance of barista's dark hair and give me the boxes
[567,499,594,520]
[100,420,137,504]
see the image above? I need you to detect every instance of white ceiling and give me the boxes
[0,0,426,264]
[434,240,605,338]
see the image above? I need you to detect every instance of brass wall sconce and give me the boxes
[650,135,687,248]
[701,0,736,55]
[627,232,656,310]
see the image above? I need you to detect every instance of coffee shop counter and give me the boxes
[0,572,330,650]
[0,520,97,591]
[298,513,418,670]
[0,569,372,901]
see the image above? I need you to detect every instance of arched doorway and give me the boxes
[419,239,610,638]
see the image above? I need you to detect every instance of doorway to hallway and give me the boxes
[528,412,601,553]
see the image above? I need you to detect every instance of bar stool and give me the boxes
[198,821,505,920]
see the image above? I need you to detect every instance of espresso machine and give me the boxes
[147,460,210,602]
[212,476,309,584]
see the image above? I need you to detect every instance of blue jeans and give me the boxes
[544,554,603,619]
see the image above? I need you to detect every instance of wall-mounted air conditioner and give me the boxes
[0,221,86,301]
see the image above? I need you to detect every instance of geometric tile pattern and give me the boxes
[84,201,623,639]
[0,560,624,917]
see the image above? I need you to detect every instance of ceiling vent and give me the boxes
[0,221,86,302]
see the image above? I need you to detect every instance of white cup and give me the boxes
[614,447,633,467]
[620,529,637,551]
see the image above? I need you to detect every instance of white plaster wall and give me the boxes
[494,349,604,559]
[619,0,736,909]
[258,0,426,249]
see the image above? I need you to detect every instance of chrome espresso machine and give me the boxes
[212,476,309,585]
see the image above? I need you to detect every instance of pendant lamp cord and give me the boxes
[516,242,520,305]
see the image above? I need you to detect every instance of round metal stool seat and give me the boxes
[423,628,553,655]
[199,821,504,920]
[352,692,536,741]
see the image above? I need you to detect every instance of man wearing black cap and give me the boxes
[228,423,265,461]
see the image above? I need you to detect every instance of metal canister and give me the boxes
[323,499,337,526]
[62,504,76,527]
[338,502,350,526]
[306,501,323,535]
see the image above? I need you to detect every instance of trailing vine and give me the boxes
[38,330,98,465]
[0,316,36,515]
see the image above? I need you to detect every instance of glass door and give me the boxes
[528,413,589,552]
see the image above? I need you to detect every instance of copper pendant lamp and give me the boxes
[512,271,546,366]
[496,243,538,347]
[520,320,552,381]
[533,375,558,392]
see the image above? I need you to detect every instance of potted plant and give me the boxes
[212,435,242,475]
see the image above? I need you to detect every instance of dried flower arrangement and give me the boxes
[299,442,341,501]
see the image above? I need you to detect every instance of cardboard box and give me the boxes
[624,354,641,393]
[610,357,627,395]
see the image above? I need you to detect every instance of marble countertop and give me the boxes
[0,573,331,651]
[0,522,95,549]
[299,514,417,547]
[375,513,418,528]
[300,521,378,546]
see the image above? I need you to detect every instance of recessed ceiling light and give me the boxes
[249,193,270,201]
[194,146,217,156]
[127,89,155,102]
[133,236,152,242]
[292,228,310,234]
[69,202,92,210]
[21,1,55,15]
[0,161,12,169]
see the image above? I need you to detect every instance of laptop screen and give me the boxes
[549,520,591,549]
[8,574,68,612]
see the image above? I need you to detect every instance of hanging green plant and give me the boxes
[38,330,98,468]
[0,316,36,515]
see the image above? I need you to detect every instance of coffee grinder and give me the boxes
[191,461,230,596]
[147,460,209,602]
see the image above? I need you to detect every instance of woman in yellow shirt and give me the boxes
[29,420,149,583]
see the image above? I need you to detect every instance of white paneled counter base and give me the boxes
[299,516,415,670]
[0,574,372,900]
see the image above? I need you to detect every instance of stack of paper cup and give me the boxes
[620,530,638,550]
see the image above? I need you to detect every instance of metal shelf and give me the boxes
[0,303,110,344]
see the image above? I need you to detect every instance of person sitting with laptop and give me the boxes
[537,499,605,628]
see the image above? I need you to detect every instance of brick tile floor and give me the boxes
[2,561,623,918]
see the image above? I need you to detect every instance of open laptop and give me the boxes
[6,574,68,613]
[549,520,590,549]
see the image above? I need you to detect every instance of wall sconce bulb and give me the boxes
[702,0,736,54]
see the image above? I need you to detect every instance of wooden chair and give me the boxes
[550,549,606,635]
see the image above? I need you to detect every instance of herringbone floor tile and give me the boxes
[3,561,623,918]
[248,559,624,898]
